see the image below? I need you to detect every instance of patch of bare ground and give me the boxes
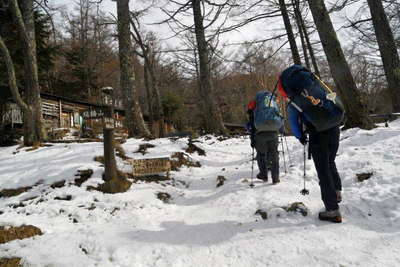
[49,138,102,144]
[1,169,93,199]
[0,258,22,267]
[94,155,104,164]
[0,186,33,198]
[135,143,155,155]
[356,172,374,182]
[156,192,172,203]
[185,139,206,156]
[255,209,268,220]
[216,176,226,187]
[91,170,132,194]
[282,202,309,216]
[54,195,72,201]
[130,174,170,183]
[0,225,42,244]
[20,143,54,152]
[50,180,65,189]
[170,152,201,171]
[74,169,94,186]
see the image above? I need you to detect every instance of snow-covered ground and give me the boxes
[1,120,400,267]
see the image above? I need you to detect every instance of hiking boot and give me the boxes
[336,191,342,203]
[318,209,342,223]
[256,173,268,182]
[272,178,280,185]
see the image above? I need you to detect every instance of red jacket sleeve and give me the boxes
[278,77,288,99]
[247,100,256,111]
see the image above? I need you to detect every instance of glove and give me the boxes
[299,135,308,145]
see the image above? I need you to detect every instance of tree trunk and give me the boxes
[79,0,91,101]
[295,0,320,75]
[279,0,302,65]
[292,0,310,69]
[7,0,45,146]
[191,0,227,134]
[366,0,400,112]
[143,63,154,124]
[147,55,165,138]
[130,15,166,138]
[307,0,374,129]
[116,0,150,137]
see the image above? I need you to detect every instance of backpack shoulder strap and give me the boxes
[289,99,303,113]
[312,74,334,94]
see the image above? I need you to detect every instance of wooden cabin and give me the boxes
[1,93,180,137]
[0,93,125,134]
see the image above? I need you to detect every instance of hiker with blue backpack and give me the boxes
[247,91,284,185]
[278,65,345,223]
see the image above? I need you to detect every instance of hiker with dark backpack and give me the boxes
[247,91,284,185]
[278,65,345,223]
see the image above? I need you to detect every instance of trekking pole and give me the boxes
[300,142,309,195]
[250,147,255,188]
[280,100,292,169]
[283,134,293,167]
[280,135,287,173]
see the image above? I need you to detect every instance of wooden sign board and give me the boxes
[103,117,115,129]
[130,157,171,177]
[82,108,104,119]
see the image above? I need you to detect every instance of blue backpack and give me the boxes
[280,65,345,132]
[253,91,283,132]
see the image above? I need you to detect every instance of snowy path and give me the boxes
[1,121,400,266]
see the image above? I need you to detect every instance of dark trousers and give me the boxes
[309,126,342,211]
[254,132,279,181]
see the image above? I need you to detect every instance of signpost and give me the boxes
[101,87,118,183]
[130,157,171,177]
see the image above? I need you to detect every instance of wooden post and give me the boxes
[102,87,118,182]
[98,86,131,193]
[103,126,118,181]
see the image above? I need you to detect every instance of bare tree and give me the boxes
[57,1,118,101]
[115,0,150,137]
[0,0,46,146]
[191,0,227,134]
[130,14,166,137]
[278,0,301,65]
[294,0,320,76]
[158,0,232,133]
[291,0,309,68]
[366,0,400,112]
[307,0,374,129]
[346,47,387,114]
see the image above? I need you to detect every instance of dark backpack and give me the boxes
[253,91,283,132]
[280,65,345,132]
